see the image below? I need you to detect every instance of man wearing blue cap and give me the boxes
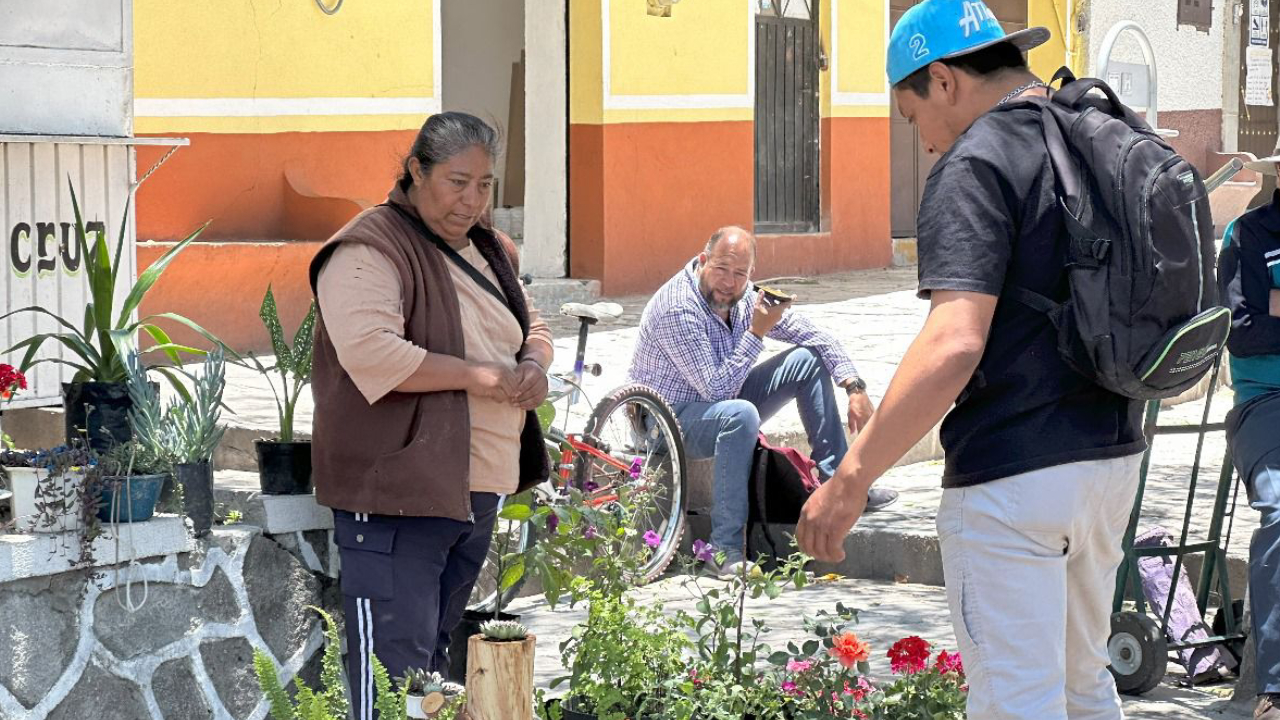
[798,1,1146,718]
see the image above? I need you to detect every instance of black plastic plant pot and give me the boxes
[62,382,133,451]
[559,697,596,720]
[447,609,519,684]
[254,440,314,495]
[176,461,214,537]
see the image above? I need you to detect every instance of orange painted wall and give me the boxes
[569,117,891,295]
[135,130,417,242]
[136,241,322,357]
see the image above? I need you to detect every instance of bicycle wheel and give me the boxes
[465,491,536,613]
[579,384,687,582]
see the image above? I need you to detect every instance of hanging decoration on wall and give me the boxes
[314,0,343,16]
[647,0,680,18]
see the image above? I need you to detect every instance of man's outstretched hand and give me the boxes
[796,476,867,562]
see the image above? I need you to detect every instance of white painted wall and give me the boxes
[522,0,568,277]
[442,0,525,207]
[0,0,132,136]
[1085,0,1225,113]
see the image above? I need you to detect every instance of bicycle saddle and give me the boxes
[559,302,624,324]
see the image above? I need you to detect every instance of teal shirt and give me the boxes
[1221,217,1280,404]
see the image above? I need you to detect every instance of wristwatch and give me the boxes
[842,376,867,395]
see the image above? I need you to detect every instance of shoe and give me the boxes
[704,554,761,581]
[864,487,899,513]
[1256,694,1280,720]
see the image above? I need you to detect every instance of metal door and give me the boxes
[754,13,821,234]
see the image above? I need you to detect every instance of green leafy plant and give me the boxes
[254,606,406,720]
[237,286,316,442]
[552,592,692,720]
[1,180,221,388]
[170,348,227,464]
[98,439,170,477]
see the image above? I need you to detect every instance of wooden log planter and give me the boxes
[465,620,536,720]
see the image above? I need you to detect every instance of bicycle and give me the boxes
[467,300,689,613]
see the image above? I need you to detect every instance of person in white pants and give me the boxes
[797,2,1147,718]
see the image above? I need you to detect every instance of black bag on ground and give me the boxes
[1012,67,1230,400]
[748,434,820,557]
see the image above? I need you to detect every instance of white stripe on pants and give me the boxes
[937,453,1144,720]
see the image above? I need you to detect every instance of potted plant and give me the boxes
[5,444,95,534]
[399,668,464,719]
[1,181,222,451]
[466,619,536,720]
[237,285,316,495]
[122,347,226,535]
[95,440,170,524]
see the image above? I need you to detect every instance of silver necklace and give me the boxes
[996,81,1049,106]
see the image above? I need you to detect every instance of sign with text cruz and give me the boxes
[0,140,136,409]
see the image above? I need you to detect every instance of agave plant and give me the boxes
[236,286,316,442]
[480,619,529,642]
[1,179,222,389]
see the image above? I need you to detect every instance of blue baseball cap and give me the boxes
[886,0,1051,86]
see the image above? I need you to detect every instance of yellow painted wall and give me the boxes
[607,0,749,97]
[571,0,604,125]
[134,0,435,134]
[1027,0,1071,79]
[830,0,890,118]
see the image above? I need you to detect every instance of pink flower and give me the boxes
[935,649,964,676]
[781,680,803,697]
[643,530,661,548]
[629,458,644,479]
[786,659,813,674]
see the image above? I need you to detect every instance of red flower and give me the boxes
[935,649,964,676]
[887,636,931,674]
[0,364,26,402]
[830,632,871,669]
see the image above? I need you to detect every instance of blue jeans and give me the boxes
[1227,392,1280,696]
[674,347,848,558]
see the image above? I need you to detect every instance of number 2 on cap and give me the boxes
[909,33,928,60]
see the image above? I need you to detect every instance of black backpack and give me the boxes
[1009,68,1231,400]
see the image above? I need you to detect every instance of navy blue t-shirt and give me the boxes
[916,100,1146,488]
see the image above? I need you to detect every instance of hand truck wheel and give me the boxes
[1108,611,1168,695]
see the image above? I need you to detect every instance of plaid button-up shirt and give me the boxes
[627,258,860,404]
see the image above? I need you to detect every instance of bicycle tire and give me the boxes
[465,492,536,614]
[580,383,688,583]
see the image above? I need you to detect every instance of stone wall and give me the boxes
[0,525,334,720]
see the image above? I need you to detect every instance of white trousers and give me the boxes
[937,453,1144,720]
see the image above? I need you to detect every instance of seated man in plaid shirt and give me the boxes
[628,226,898,577]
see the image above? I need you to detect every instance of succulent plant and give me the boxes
[400,667,446,695]
[480,619,528,641]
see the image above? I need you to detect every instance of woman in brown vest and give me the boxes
[308,112,553,719]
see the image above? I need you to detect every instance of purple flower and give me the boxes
[692,539,715,563]
[583,524,599,540]
[583,479,599,493]
[546,512,560,534]
[642,530,661,548]
[629,458,644,479]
